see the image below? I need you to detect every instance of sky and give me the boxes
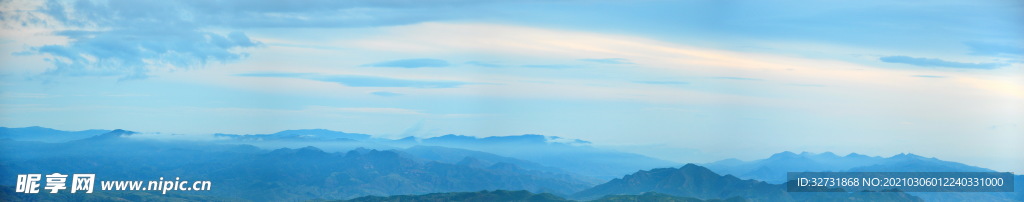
[1,0,1022,172]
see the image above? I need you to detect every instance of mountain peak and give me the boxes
[676,163,723,177]
[270,129,370,140]
[80,129,136,141]
[891,153,924,159]
[397,136,417,141]
[680,163,709,171]
[845,152,869,158]
[423,134,477,144]
[769,151,799,159]
[818,151,838,158]
[297,146,325,153]
[480,134,548,144]
[573,163,783,200]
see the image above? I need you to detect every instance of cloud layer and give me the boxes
[33,29,258,79]
[237,72,470,88]
[27,0,268,79]
[22,0,501,79]
[363,58,450,68]
[879,56,1005,69]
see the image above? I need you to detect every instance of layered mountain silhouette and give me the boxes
[1,126,1019,201]
[573,164,788,200]
[420,134,678,180]
[197,128,678,180]
[402,145,600,184]
[702,151,1020,202]
[573,164,924,201]
[704,151,993,183]
[215,129,372,141]
[209,147,595,200]
[0,126,109,143]
[1,127,598,201]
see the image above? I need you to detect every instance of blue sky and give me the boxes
[1,0,1022,172]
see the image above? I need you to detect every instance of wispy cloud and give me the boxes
[31,29,259,79]
[879,56,1005,69]
[371,91,403,97]
[634,81,689,85]
[712,77,762,81]
[786,83,826,87]
[22,0,266,79]
[363,58,450,68]
[321,76,466,88]
[521,64,575,69]
[237,72,470,88]
[35,0,494,29]
[912,75,946,78]
[17,0,509,79]
[580,58,633,64]
[465,61,503,68]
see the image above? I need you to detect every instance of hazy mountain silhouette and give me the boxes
[574,164,924,201]
[0,126,109,142]
[402,145,602,184]
[76,129,137,141]
[215,129,372,141]
[2,127,1017,201]
[421,134,677,180]
[847,153,993,172]
[704,151,993,183]
[573,164,790,201]
[1,130,597,201]
[703,151,1019,202]
[206,128,675,180]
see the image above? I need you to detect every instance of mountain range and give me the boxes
[0,126,109,143]
[703,151,994,184]
[702,151,1019,201]
[212,129,677,180]
[1,126,1020,201]
[575,163,925,201]
[1,128,599,201]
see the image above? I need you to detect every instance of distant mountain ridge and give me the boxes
[214,129,372,141]
[699,151,1022,202]
[209,146,595,200]
[77,129,136,141]
[420,134,677,180]
[0,126,109,142]
[573,164,925,201]
[423,134,591,146]
[3,126,1019,201]
[703,151,994,183]
[2,126,678,181]
[1,127,604,201]
[402,145,597,183]
[573,164,789,201]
